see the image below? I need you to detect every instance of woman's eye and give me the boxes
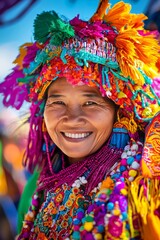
[46,100,65,106]
[84,101,97,106]
[53,101,65,105]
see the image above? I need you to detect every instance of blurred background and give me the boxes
[0,0,160,239]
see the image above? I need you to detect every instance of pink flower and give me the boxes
[70,16,117,43]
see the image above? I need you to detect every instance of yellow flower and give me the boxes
[70,193,76,200]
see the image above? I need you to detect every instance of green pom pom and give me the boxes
[34,11,58,43]
[34,11,75,45]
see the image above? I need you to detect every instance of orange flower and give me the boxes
[104,2,131,30]
[129,14,147,29]
[66,199,73,207]
[61,221,68,228]
[72,187,79,194]
[103,2,146,31]
[64,214,69,220]
[69,193,76,200]
[59,205,65,211]
[116,27,160,83]
[48,202,54,209]
[51,208,57,214]
[37,233,48,240]
[100,177,114,190]
[44,219,52,227]
[55,192,64,203]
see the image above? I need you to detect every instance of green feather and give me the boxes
[34,11,74,45]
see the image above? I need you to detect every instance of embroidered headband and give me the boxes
[0,0,160,170]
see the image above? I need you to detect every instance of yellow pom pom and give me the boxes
[113,209,121,216]
[150,104,160,115]
[142,107,152,117]
[129,169,137,177]
[120,188,127,196]
[84,222,94,231]
[95,233,103,240]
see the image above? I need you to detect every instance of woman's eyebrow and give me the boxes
[48,94,64,98]
[82,93,102,98]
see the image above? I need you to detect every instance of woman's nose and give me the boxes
[62,106,86,124]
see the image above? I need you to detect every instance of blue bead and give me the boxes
[42,143,46,151]
[127,157,134,165]
[107,202,114,210]
[73,219,81,225]
[77,208,85,213]
[122,212,128,220]
[97,225,105,233]
[126,223,130,230]
[120,177,125,182]
[111,173,121,179]
[96,201,102,206]
[72,231,80,239]
[120,166,126,172]
[135,154,142,161]
[49,144,55,151]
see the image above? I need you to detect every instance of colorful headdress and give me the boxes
[0,0,160,171]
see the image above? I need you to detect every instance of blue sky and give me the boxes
[0,0,149,125]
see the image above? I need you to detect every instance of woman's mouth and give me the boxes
[62,132,92,140]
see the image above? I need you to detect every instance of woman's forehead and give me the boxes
[48,77,101,95]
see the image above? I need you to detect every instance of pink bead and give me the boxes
[108,216,123,237]
[122,171,129,178]
[32,198,39,207]
[74,226,80,231]
[116,182,125,191]
[121,159,127,165]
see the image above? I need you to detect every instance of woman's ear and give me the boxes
[42,119,47,133]
[114,105,120,123]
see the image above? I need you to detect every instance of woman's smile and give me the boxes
[62,132,92,140]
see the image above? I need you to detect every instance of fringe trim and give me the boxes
[128,176,160,239]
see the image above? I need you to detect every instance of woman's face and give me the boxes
[44,78,116,163]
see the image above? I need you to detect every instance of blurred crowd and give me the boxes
[0,110,29,239]
[145,0,160,43]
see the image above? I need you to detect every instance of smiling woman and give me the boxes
[0,0,160,239]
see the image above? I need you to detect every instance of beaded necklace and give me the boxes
[71,141,143,240]
[38,143,122,194]
[17,140,143,240]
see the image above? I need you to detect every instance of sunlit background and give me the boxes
[0,0,159,239]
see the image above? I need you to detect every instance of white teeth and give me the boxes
[64,132,90,139]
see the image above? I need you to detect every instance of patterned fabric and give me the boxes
[141,113,160,177]
[30,184,97,239]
